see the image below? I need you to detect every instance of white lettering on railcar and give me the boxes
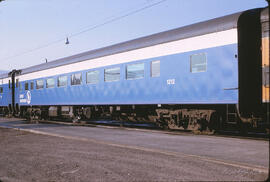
[167,79,175,85]
[20,91,31,104]
[26,91,31,104]
[20,99,26,103]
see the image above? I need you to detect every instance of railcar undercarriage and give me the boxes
[2,103,268,134]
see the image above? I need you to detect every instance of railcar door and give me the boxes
[8,70,21,115]
[7,74,13,113]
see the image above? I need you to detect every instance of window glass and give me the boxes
[46,78,55,88]
[30,82,34,90]
[8,80,10,89]
[36,79,44,89]
[58,75,68,87]
[16,79,19,88]
[190,53,207,73]
[126,63,144,80]
[25,82,29,90]
[86,70,99,84]
[104,67,120,82]
[263,66,269,87]
[19,83,22,91]
[0,87,3,93]
[71,73,82,85]
[151,61,160,77]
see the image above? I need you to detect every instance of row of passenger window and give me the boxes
[2,52,207,92]
[22,61,160,91]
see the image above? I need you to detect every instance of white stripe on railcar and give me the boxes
[18,28,237,82]
[2,78,10,85]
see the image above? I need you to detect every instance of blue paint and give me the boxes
[0,84,11,106]
[2,43,238,107]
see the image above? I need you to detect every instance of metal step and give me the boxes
[227,113,237,124]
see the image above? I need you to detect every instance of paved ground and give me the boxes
[0,117,269,181]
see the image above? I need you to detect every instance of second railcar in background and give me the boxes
[0,7,269,133]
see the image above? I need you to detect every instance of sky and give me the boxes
[0,0,268,71]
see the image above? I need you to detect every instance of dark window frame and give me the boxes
[25,82,29,91]
[104,67,120,82]
[16,79,19,88]
[190,53,207,73]
[30,81,34,90]
[86,70,99,84]
[36,79,44,89]
[46,77,55,88]
[71,73,82,86]
[151,60,160,77]
[57,75,68,87]
[126,62,144,80]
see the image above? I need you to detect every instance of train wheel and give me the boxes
[156,118,169,130]
[83,107,92,120]
[72,116,81,123]
[182,118,189,130]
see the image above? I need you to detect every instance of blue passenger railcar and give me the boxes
[0,73,11,114]
[17,44,238,106]
[1,7,269,132]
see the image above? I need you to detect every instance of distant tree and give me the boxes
[0,0,5,2]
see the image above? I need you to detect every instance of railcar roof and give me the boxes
[3,8,263,78]
[0,73,8,79]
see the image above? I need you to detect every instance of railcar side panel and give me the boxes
[0,77,12,108]
[0,84,9,107]
[17,43,238,106]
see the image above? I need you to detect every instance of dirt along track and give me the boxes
[0,117,269,182]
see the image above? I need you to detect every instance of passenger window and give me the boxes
[104,67,120,82]
[8,80,10,89]
[16,79,19,88]
[19,83,22,91]
[46,78,55,88]
[71,73,82,85]
[30,82,34,90]
[25,82,29,90]
[151,61,160,77]
[86,70,99,84]
[36,79,44,89]
[58,75,68,87]
[126,63,144,80]
[263,66,269,87]
[0,87,3,93]
[190,53,207,73]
